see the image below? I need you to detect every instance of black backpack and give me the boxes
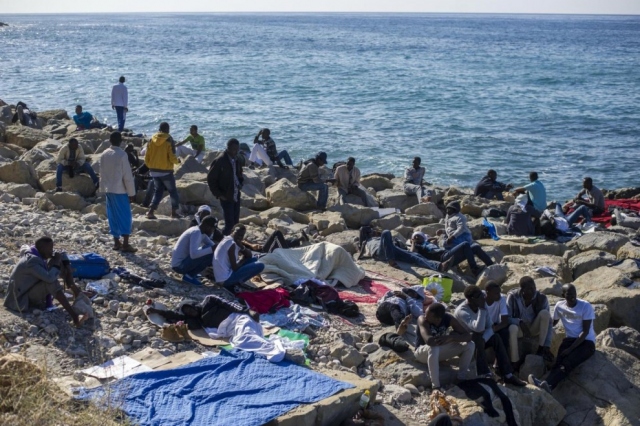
[540,218,558,239]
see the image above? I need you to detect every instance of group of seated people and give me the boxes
[376,276,596,394]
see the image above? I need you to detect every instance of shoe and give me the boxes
[120,244,137,253]
[55,187,62,193]
[182,274,203,286]
[504,374,526,387]
[160,325,184,343]
[300,229,310,242]
[176,323,192,341]
[528,374,552,394]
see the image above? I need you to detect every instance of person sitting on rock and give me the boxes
[249,128,292,168]
[404,156,433,203]
[176,125,206,163]
[72,105,105,130]
[505,194,535,236]
[484,282,512,363]
[513,172,546,232]
[559,177,606,225]
[4,237,82,327]
[611,208,640,230]
[376,286,431,333]
[454,285,526,386]
[12,101,40,128]
[474,169,512,201]
[529,284,596,393]
[171,216,219,286]
[56,138,100,192]
[442,201,474,248]
[415,302,474,391]
[359,229,451,272]
[334,157,377,207]
[410,232,493,276]
[124,143,141,169]
[506,276,553,368]
[297,151,335,211]
[213,224,265,292]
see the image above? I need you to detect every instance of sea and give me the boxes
[1,13,639,200]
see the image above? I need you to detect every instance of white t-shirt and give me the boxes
[170,226,214,268]
[485,294,508,326]
[553,299,596,342]
[213,236,240,282]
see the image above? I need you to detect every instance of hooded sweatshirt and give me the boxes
[445,201,472,240]
[145,131,179,173]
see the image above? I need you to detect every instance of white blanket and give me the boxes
[258,242,365,288]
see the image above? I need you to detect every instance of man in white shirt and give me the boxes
[111,76,129,132]
[455,285,526,386]
[213,224,264,292]
[529,284,596,393]
[171,216,218,286]
[99,131,136,253]
[334,157,377,207]
[484,282,512,365]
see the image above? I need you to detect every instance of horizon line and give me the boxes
[2,11,639,16]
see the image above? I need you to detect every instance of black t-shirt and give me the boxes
[417,313,452,347]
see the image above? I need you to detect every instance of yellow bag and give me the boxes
[423,275,453,303]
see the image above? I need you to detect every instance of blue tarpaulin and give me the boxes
[78,350,354,426]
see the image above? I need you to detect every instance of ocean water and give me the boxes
[1,13,639,200]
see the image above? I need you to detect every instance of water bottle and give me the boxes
[359,390,370,409]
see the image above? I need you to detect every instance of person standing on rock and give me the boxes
[56,138,100,192]
[111,76,128,132]
[4,237,81,326]
[529,284,596,393]
[334,157,377,207]
[297,151,334,211]
[207,138,244,235]
[404,157,433,203]
[100,131,137,252]
[454,285,527,386]
[415,302,475,391]
[505,276,554,368]
[145,122,181,219]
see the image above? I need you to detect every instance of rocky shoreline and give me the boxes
[0,101,639,426]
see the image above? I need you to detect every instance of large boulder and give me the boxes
[596,327,640,360]
[553,347,640,426]
[476,264,509,289]
[329,343,364,368]
[0,182,37,199]
[468,218,508,240]
[324,230,360,254]
[404,202,443,219]
[18,147,54,167]
[478,239,568,257]
[360,174,394,192]
[241,168,266,194]
[500,254,570,291]
[37,109,69,121]
[617,242,640,261]
[456,195,510,218]
[328,204,378,228]
[259,207,309,225]
[309,211,347,237]
[173,156,208,180]
[266,179,316,211]
[0,160,39,188]
[568,232,630,256]
[240,184,270,211]
[45,192,88,211]
[574,266,640,331]
[40,174,95,197]
[175,181,219,207]
[370,213,403,230]
[376,189,417,212]
[0,144,21,159]
[4,126,50,149]
[132,217,191,237]
[568,250,617,280]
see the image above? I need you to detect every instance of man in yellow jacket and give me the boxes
[144,122,181,219]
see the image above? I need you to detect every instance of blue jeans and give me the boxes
[115,106,126,132]
[220,199,241,235]
[298,182,328,209]
[377,230,440,271]
[566,204,592,225]
[142,180,155,207]
[56,162,99,187]
[445,232,474,249]
[172,253,214,277]
[151,174,180,210]
[276,150,293,166]
[223,257,265,290]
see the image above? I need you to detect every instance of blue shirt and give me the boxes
[524,180,547,212]
[73,111,93,129]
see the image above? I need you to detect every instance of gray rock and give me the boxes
[360,343,380,354]
[329,343,365,368]
[568,232,630,256]
[518,354,546,381]
[108,345,126,358]
[383,384,412,403]
[403,383,420,395]
[44,325,58,334]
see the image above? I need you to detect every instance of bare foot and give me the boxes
[438,258,453,272]
[74,314,88,327]
[396,315,412,335]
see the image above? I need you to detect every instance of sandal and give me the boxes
[112,243,122,251]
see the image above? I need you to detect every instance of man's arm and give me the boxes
[493,314,510,332]
[448,316,472,342]
[189,233,214,260]
[121,155,136,197]
[27,256,61,284]
[111,87,116,108]
[457,307,487,333]
[449,216,467,238]
[561,320,592,357]
[206,159,224,199]
[76,146,86,165]
[57,146,68,165]
[417,315,438,346]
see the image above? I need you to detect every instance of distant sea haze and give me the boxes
[2,13,639,200]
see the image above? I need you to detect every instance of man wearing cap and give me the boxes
[410,232,493,276]
[171,216,219,286]
[190,205,224,243]
[297,152,335,210]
